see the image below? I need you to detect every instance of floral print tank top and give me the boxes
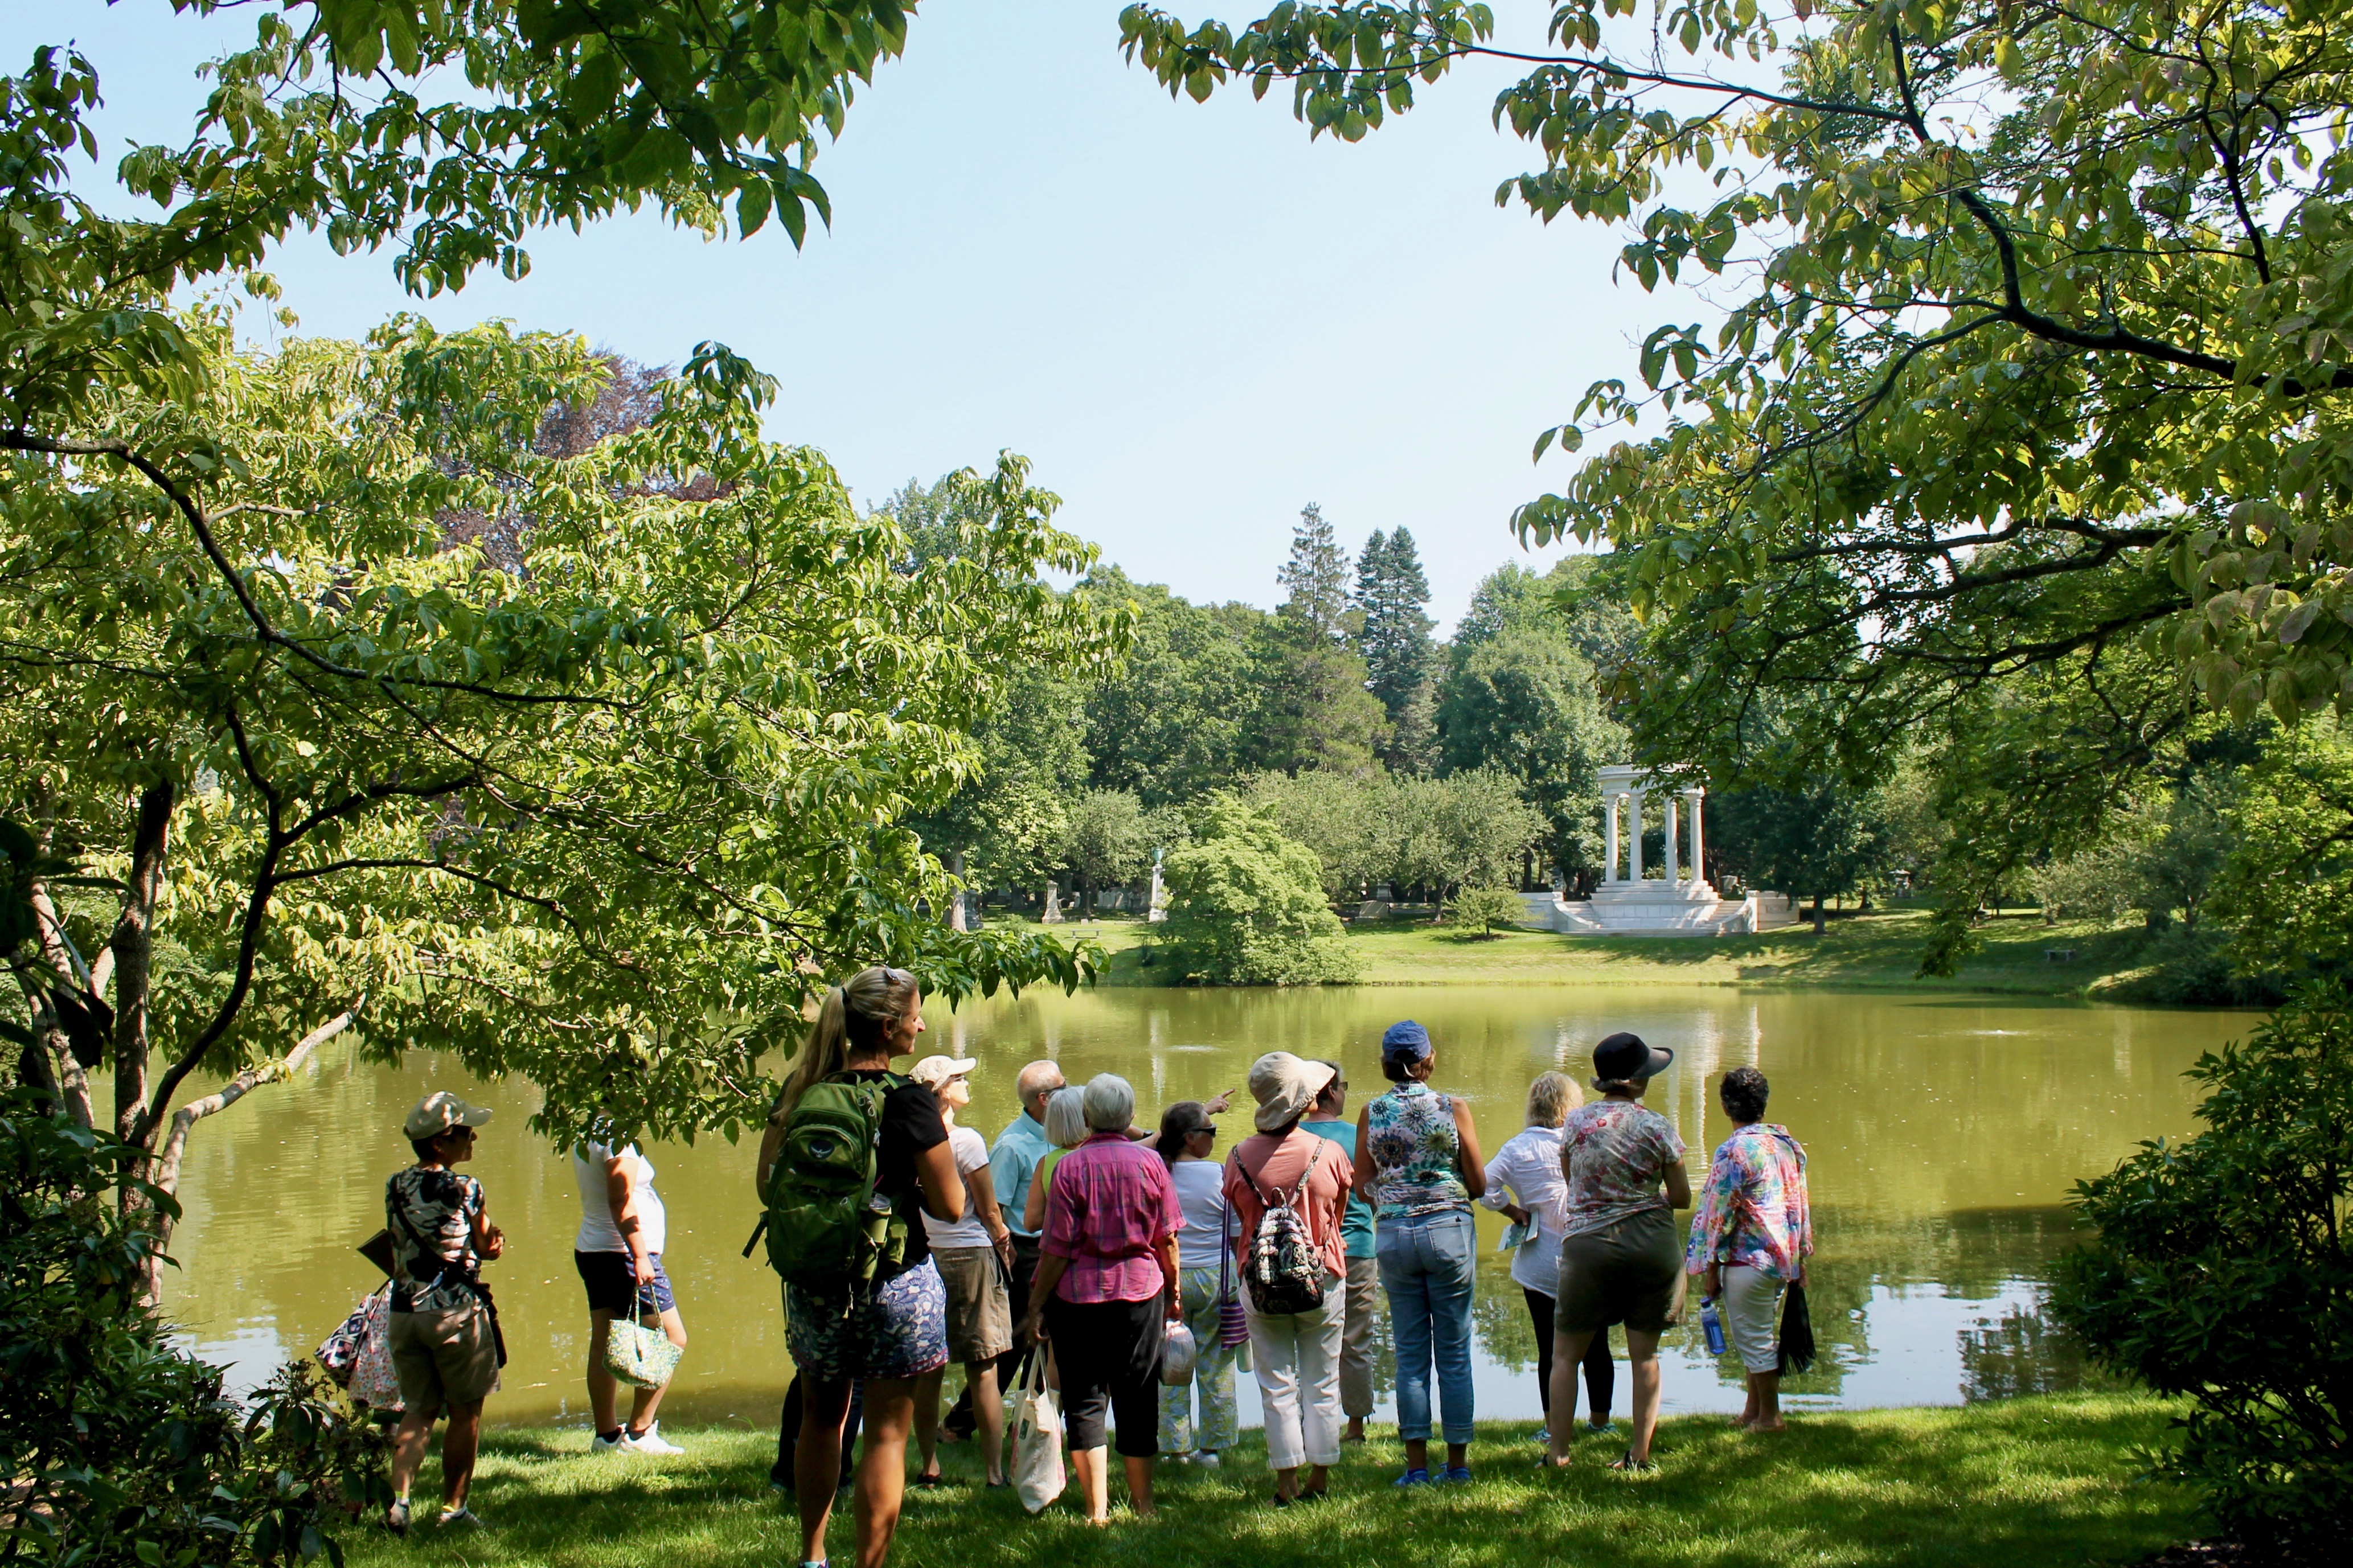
[1366,1082,1470,1218]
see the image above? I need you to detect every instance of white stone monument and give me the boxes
[1519,765,1794,935]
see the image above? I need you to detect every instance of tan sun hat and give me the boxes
[910,1054,978,1090]
[1248,1051,1338,1134]
[403,1091,493,1141]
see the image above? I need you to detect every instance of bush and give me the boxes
[1148,801,1363,984]
[1445,885,1527,939]
[2049,986,2353,1550]
[0,1091,388,1566]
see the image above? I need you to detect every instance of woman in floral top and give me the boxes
[1545,1032,1688,1473]
[1686,1065,1812,1432]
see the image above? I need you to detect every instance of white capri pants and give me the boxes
[1720,1263,1787,1373]
[1245,1270,1347,1471]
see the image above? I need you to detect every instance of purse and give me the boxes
[604,1286,683,1390]
[316,1291,374,1387]
[1777,1280,1817,1374]
[347,1285,403,1411]
[1159,1319,1198,1386]
[1011,1348,1065,1514]
[1215,1218,1249,1349]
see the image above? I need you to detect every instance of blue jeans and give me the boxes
[1376,1208,1477,1444]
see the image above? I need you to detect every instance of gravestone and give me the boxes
[1042,881,1063,923]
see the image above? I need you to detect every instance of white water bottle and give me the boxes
[1700,1297,1727,1357]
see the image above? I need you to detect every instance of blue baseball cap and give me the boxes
[1380,1020,1432,1062]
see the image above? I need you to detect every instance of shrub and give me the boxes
[1149,801,1363,984]
[2049,985,2353,1550]
[0,1090,388,1566]
[1445,885,1527,939]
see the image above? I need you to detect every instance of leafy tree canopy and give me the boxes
[1148,799,1363,984]
[1436,626,1625,879]
[1120,0,2353,848]
[1355,527,1436,719]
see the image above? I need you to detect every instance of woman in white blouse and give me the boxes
[1481,1073,1616,1438]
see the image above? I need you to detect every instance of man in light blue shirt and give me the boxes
[942,1060,1064,1444]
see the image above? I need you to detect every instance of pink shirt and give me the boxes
[1041,1133,1183,1304]
[1223,1128,1354,1279]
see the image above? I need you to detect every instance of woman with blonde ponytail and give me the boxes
[757,966,964,1568]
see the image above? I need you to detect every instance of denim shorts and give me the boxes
[786,1258,949,1383]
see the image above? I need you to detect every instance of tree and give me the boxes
[1435,629,1625,885]
[1059,789,1155,913]
[907,667,1094,895]
[1712,782,1885,934]
[2213,716,2353,983]
[1245,619,1388,777]
[3,319,1117,1282]
[2052,984,2353,1551]
[1247,771,1383,901]
[1122,0,2353,753]
[1079,572,1259,805]
[1148,800,1363,984]
[1355,528,1436,721]
[1276,502,1354,645]
[1446,885,1528,941]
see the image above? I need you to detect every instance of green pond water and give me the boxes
[162,984,2256,1431]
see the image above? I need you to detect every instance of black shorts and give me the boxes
[576,1249,675,1316]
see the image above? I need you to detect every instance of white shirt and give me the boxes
[925,1124,996,1249]
[1482,1125,1569,1294]
[1170,1158,1232,1271]
[573,1143,666,1257]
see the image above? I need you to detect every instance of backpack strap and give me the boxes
[1239,1135,1322,1210]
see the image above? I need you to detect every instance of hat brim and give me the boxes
[457,1103,494,1128]
[1635,1045,1675,1079]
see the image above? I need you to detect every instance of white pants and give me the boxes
[1244,1270,1346,1471]
[1721,1262,1785,1373]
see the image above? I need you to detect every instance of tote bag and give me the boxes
[347,1287,403,1412]
[1011,1349,1065,1514]
[604,1287,683,1390]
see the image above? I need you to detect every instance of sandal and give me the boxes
[913,1470,945,1489]
[1608,1450,1657,1473]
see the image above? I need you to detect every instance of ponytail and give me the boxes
[777,966,919,1115]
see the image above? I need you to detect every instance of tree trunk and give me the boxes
[141,997,363,1303]
[27,883,97,1128]
[1811,893,1826,936]
[110,782,175,1144]
[949,851,969,933]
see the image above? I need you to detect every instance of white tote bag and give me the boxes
[1011,1350,1065,1515]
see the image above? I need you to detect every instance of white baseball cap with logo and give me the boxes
[403,1091,493,1141]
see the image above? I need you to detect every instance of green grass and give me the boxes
[1014,905,2176,998]
[349,1395,2195,1568]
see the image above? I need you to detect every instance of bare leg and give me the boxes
[389,1402,441,1504]
[1344,1417,1366,1442]
[1069,1446,1109,1524]
[1300,1462,1330,1499]
[1624,1328,1663,1463]
[968,1364,1004,1485]
[851,1380,917,1568]
[794,1378,855,1565]
[911,1369,944,1480]
[627,1307,687,1434]
[1444,1441,1467,1471]
[1403,1437,1428,1473]
[439,1401,483,1510]
[1122,1454,1154,1517]
[1747,1369,1785,1431]
[1546,1329,1596,1464]
[585,1311,618,1432]
[1274,1464,1299,1502]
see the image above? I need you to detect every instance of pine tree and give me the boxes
[1276,502,1353,644]
[1355,526,1435,720]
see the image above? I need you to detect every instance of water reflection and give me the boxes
[161,984,2252,1427]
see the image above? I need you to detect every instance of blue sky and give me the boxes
[18,1,1662,633]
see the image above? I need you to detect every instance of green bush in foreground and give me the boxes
[2052,983,2353,1550]
[1445,885,1528,941]
[1148,802,1362,985]
[0,1091,388,1566]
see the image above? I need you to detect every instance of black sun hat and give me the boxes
[1592,1031,1675,1085]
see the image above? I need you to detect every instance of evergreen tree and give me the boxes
[1355,527,1436,721]
[1276,503,1353,644]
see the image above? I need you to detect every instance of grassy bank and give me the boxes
[1014,905,2190,998]
[350,1395,2194,1568]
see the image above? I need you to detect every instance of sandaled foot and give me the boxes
[1608,1450,1657,1473]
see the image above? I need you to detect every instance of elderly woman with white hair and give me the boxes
[1482,1071,1616,1439]
[1023,1073,1183,1524]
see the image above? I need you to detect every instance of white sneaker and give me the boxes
[591,1430,625,1454]
[436,1507,485,1529]
[618,1422,684,1456]
[1189,1450,1221,1468]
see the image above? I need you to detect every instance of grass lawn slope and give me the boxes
[351,1395,2194,1568]
[1026,905,2182,998]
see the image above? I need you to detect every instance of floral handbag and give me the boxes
[604,1287,683,1390]
[315,1291,374,1387]
[346,1286,403,1411]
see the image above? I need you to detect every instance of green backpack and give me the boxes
[744,1072,911,1298]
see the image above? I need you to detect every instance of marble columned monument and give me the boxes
[1521,765,1796,935]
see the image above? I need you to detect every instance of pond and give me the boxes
[163,984,2256,1432]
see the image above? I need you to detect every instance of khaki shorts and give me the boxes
[1555,1206,1686,1336]
[932,1245,1012,1365]
[391,1303,501,1411]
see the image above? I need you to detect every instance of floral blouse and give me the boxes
[1366,1083,1470,1218]
[1686,1123,1813,1282]
[1559,1100,1684,1238]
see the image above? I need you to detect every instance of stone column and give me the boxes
[1604,794,1622,883]
[1628,789,1645,881]
[1684,788,1706,887]
[1663,796,1680,885]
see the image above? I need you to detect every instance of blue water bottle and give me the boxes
[1700,1297,1727,1357]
